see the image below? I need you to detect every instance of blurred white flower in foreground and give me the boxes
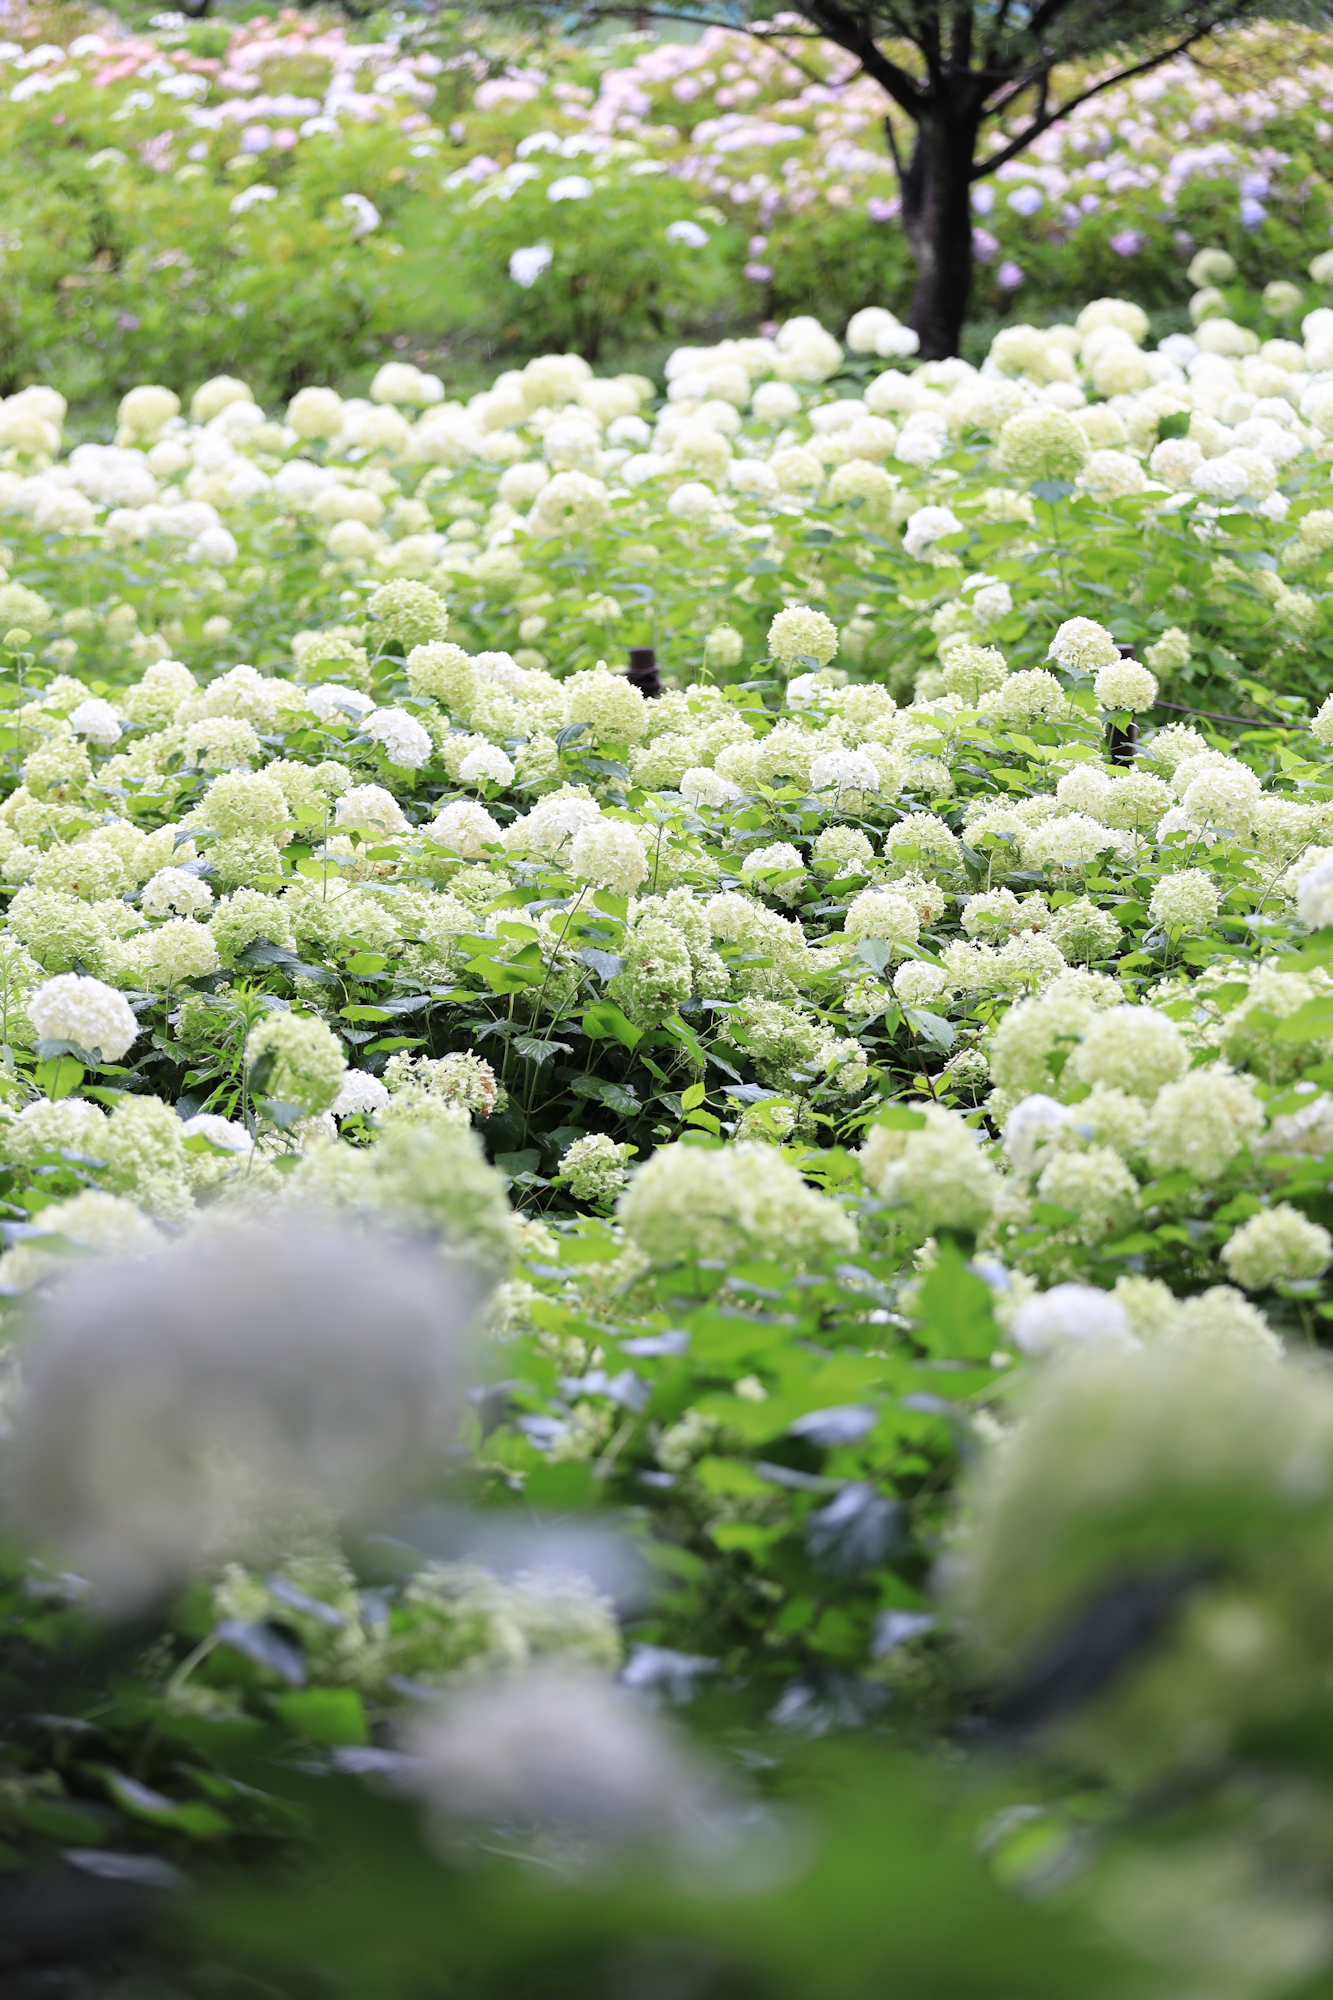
[8,1220,476,1613]
[401,1664,762,1871]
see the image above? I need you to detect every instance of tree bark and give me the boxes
[895,114,980,361]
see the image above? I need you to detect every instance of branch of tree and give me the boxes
[800,0,931,110]
[971,25,1218,178]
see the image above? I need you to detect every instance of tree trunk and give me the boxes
[895,114,979,361]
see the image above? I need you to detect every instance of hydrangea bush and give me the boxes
[6,277,1333,1993]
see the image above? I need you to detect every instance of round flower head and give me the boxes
[117,384,180,441]
[562,668,648,747]
[559,1133,631,1204]
[287,387,344,439]
[407,642,476,712]
[1181,760,1262,836]
[844,889,920,955]
[8,1223,474,1612]
[140,867,215,920]
[1068,1005,1189,1101]
[814,826,874,875]
[1150,870,1219,931]
[704,624,744,670]
[1010,1284,1138,1357]
[68,698,122,748]
[1036,1144,1139,1244]
[366,707,432,771]
[1297,854,1333,931]
[335,784,409,837]
[1047,618,1119,677]
[1003,1093,1069,1174]
[366,580,449,652]
[331,1070,391,1118]
[859,1103,999,1237]
[1145,628,1192,676]
[618,1141,856,1268]
[28,974,138,1063]
[1094,657,1158,712]
[941,644,1007,704]
[740,841,805,905]
[995,407,1089,481]
[1048,897,1120,964]
[529,471,610,537]
[131,917,221,991]
[426,800,503,861]
[807,746,880,800]
[893,960,952,1008]
[245,1012,347,1116]
[458,743,515,789]
[680,767,742,810]
[570,820,649,896]
[1221,1204,1333,1292]
[767,605,838,669]
[902,505,962,561]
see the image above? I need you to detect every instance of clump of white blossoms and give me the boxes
[1093,656,1158,712]
[366,707,432,770]
[400,1665,733,1853]
[618,1141,856,1268]
[1221,1204,1333,1292]
[1297,854,1333,930]
[1010,1283,1138,1357]
[558,1133,632,1204]
[569,819,649,896]
[29,974,139,1062]
[767,605,838,668]
[1150,870,1220,930]
[245,1011,347,1116]
[9,1223,475,1612]
[1047,618,1120,677]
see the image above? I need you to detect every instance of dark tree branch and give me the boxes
[972,25,1224,177]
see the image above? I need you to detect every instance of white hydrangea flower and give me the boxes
[1150,870,1219,930]
[1093,658,1158,711]
[365,706,432,770]
[332,1070,392,1118]
[902,505,963,560]
[892,960,952,1008]
[1221,1204,1332,1292]
[1010,1284,1138,1356]
[458,743,515,789]
[29,973,139,1062]
[1298,853,1333,930]
[680,766,742,810]
[767,604,838,667]
[570,819,650,895]
[809,747,881,796]
[1002,1093,1069,1173]
[141,866,214,919]
[427,799,504,858]
[67,697,122,746]
[1047,617,1120,675]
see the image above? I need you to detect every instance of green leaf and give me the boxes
[340,1004,393,1022]
[102,1769,229,1839]
[680,1080,707,1112]
[582,999,642,1048]
[1156,411,1191,442]
[275,1688,369,1748]
[913,1239,997,1361]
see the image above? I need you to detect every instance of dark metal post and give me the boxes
[1106,643,1139,767]
[627,646,661,698]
